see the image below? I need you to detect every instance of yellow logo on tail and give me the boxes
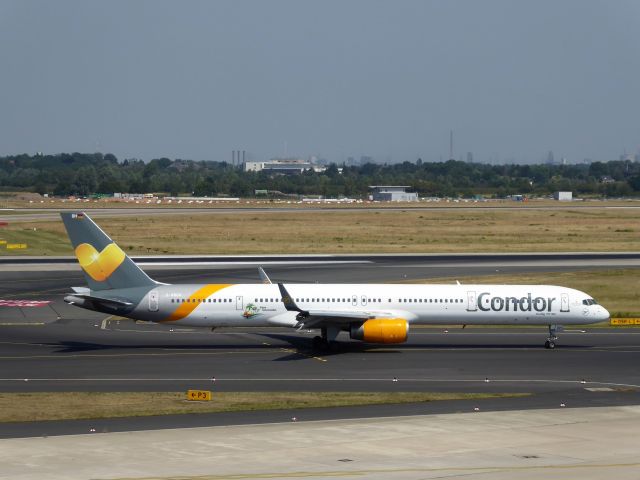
[75,243,126,282]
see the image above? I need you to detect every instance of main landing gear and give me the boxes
[312,326,340,351]
[544,324,562,349]
[312,335,329,350]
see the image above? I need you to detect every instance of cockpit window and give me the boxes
[582,298,599,306]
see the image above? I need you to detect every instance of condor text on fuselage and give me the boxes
[476,292,556,313]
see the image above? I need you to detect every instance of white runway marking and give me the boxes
[1,377,638,388]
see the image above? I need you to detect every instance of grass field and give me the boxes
[1,207,638,255]
[0,391,527,422]
[404,269,640,317]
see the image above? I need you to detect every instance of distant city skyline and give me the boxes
[1,1,639,164]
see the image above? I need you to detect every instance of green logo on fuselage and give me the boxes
[242,303,260,318]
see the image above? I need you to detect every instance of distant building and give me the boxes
[369,186,418,202]
[554,191,572,201]
[546,151,555,165]
[466,152,474,163]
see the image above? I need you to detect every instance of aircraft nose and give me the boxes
[598,306,610,322]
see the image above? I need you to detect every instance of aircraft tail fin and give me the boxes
[60,212,157,291]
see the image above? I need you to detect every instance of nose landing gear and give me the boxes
[544,324,562,349]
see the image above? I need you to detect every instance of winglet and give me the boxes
[258,267,272,284]
[277,283,306,314]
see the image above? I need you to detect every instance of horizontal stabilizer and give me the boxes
[64,294,133,307]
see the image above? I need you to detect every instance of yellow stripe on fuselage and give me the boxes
[164,284,232,322]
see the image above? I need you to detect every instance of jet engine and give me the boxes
[349,318,409,344]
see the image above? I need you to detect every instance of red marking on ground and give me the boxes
[0,300,52,307]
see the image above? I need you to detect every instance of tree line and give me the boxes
[1,152,639,198]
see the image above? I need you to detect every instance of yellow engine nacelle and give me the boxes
[349,318,409,344]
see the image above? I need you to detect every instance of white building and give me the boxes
[554,191,572,201]
[244,158,324,175]
[369,186,418,202]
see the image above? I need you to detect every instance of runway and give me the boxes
[1,259,639,437]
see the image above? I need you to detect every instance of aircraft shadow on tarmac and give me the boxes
[246,333,594,360]
[43,341,289,354]
[43,335,593,357]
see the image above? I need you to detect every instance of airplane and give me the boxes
[60,212,610,350]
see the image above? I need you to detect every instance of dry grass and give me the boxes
[401,269,640,317]
[1,207,638,255]
[0,391,527,423]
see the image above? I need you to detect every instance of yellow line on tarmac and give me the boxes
[259,339,325,362]
[277,346,327,363]
[100,315,115,330]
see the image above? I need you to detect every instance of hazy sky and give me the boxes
[1,0,639,163]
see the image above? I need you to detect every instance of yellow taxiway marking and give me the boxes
[100,315,116,330]
[259,339,325,362]
[277,346,327,363]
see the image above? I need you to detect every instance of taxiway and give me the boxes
[1,257,639,437]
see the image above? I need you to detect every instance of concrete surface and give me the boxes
[1,406,640,479]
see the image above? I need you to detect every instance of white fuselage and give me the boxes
[131,283,610,328]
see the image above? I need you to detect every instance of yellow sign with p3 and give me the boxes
[187,390,212,401]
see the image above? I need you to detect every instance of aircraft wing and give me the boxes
[277,283,395,328]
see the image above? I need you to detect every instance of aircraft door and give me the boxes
[148,290,159,312]
[560,293,570,312]
[361,295,368,306]
[235,295,243,311]
[466,291,477,311]
[351,295,358,306]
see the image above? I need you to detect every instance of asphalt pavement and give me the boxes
[1,258,639,437]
